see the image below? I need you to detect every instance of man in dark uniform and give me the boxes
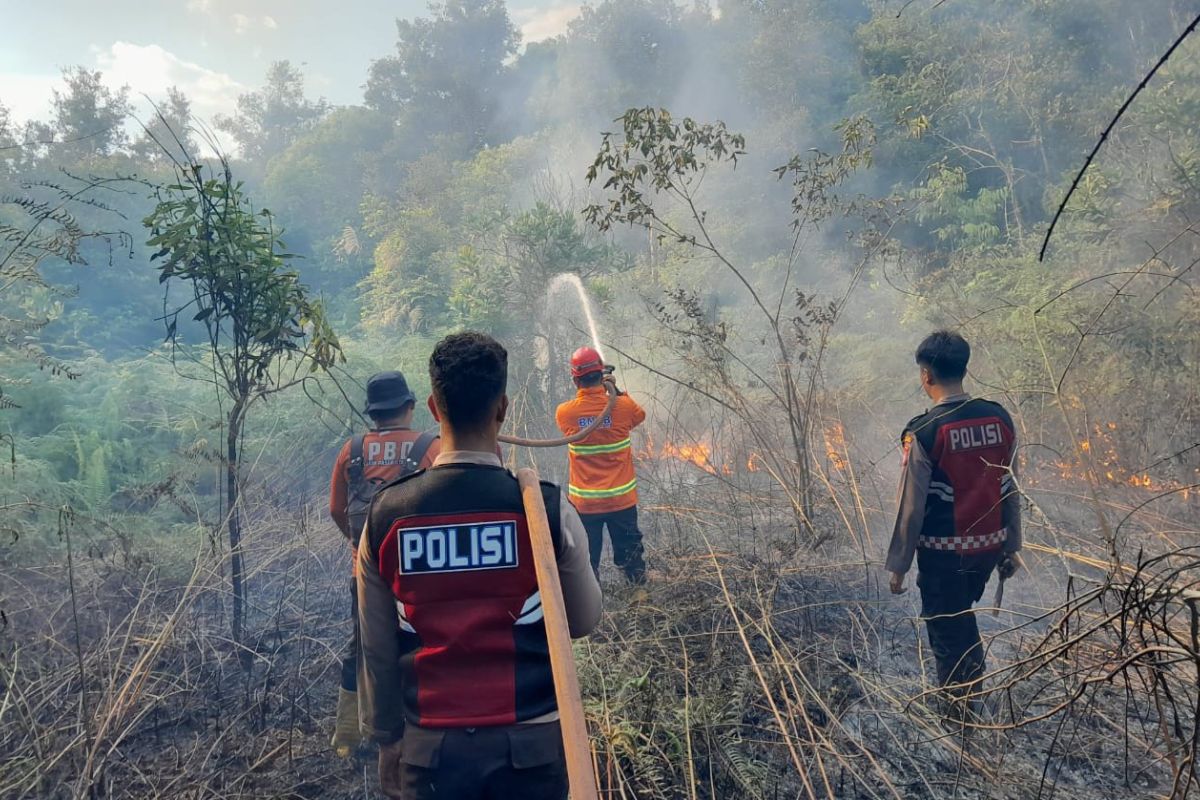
[886,331,1022,710]
[357,332,602,800]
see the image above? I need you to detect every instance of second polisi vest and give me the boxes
[365,462,564,728]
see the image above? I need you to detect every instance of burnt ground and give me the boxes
[0,494,1191,799]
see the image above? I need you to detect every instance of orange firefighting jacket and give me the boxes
[555,386,646,514]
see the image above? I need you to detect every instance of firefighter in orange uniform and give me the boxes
[555,347,647,583]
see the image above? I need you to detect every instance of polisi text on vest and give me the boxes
[398,522,518,574]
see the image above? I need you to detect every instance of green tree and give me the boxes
[144,157,342,658]
[365,0,519,156]
[133,87,197,164]
[0,102,17,178]
[550,0,689,125]
[585,108,875,536]
[50,66,132,159]
[262,107,393,297]
[216,61,329,166]
[851,0,1186,254]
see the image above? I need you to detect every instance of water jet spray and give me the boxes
[498,273,616,448]
[547,273,605,361]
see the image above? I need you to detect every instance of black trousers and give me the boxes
[916,548,1000,689]
[341,577,358,692]
[580,506,645,583]
[390,722,567,800]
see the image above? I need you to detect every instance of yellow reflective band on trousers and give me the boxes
[568,478,638,499]
[568,437,632,456]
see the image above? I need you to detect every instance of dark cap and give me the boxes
[364,371,415,413]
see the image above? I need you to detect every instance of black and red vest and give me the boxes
[365,462,563,728]
[906,398,1016,554]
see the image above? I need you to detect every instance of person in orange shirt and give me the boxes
[328,370,441,755]
[555,347,647,584]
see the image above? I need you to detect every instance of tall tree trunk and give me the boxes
[226,401,248,669]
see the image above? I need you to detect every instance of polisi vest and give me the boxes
[906,398,1016,554]
[365,462,563,729]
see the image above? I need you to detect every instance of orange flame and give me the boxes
[824,422,848,472]
[1047,421,1195,500]
[661,442,717,475]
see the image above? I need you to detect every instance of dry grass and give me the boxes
[0,401,1196,799]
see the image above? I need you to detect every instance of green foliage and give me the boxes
[215,61,330,166]
[0,102,18,180]
[585,106,876,534]
[145,164,343,388]
[262,107,393,298]
[132,87,197,164]
[585,107,747,238]
[0,174,131,410]
[552,0,691,125]
[3,9,1200,793]
[365,0,519,156]
[910,163,1006,250]
[773,115,874,229]
[3,0,1200,571]
[362,206,454,335]
[50,66,132,160]
[144,152,343,651]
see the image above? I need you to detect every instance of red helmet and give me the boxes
[570,346,605,378]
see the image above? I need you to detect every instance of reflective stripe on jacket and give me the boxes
[555,387,645,514]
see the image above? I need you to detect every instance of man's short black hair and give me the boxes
[916,330,970,382]
[576,371,604,388]
[368,400,414,427]
[429,331,508,430]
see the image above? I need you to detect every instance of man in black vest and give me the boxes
[357,331,602,800]
[886,331,1022,712]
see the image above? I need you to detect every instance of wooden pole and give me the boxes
[518,468,599,800]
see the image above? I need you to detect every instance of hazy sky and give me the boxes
[2,0,582,127]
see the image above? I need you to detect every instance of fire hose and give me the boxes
[501,371,613,799]
[519,468,600,800]
[498,372,619,448]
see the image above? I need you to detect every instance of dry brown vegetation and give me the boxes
[3,368,1196,800]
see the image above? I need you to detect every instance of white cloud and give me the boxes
[186,0,214,14]
[0,43,245,155]
[514,3,581,43]
[229,12,277,35]
[95,42,245,128]
[0,74,59,128]
[0,42,243,130]
[231,12,252,35]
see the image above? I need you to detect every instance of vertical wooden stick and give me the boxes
[518,468,600,800]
